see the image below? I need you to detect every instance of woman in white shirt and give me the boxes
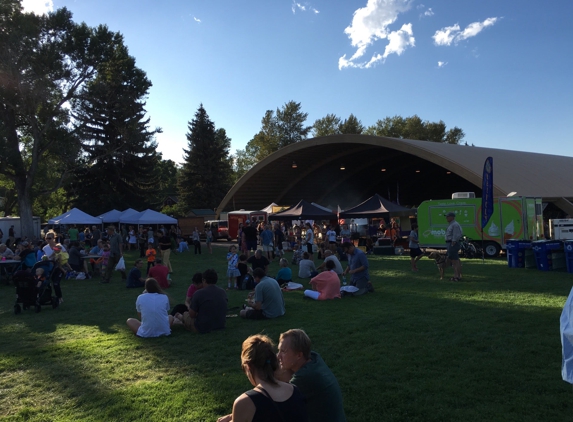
[126,278,175,337]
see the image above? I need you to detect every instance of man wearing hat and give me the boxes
[445,212,463,281]
[102,226,125,283]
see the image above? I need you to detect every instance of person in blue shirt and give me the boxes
[342,242,372,296]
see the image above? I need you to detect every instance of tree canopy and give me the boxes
[0,1,158,235]
[178,105,232,212]
[364,115,465,144]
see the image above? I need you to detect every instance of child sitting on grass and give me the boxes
[291,244,303,266]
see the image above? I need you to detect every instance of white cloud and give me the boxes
[339,0,414,69]
[424,8,434,17]
[437,61,447,68]
[193,16,201,23]
[21,0,53,15]
[292,1,319,14]
[433,17,498,46]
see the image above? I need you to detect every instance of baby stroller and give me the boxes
[13,261,60,314]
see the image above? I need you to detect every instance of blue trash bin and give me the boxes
[532,240,565,271]
[506,240,532,268]
[565,240,573,274]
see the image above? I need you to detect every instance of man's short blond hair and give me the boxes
[279,329,311,360]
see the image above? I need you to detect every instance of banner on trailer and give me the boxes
[481,157,494,229]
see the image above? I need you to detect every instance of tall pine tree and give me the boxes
[178,105,232,212]
[70,41,160,215]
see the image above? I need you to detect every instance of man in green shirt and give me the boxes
[277,329,346,422]
[68,225,79,242]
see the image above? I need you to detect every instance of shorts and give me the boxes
[410,248,423,258]
[447,242,462,260]
[227,268,241,278]
[262,244,273,252]
[245,309,267,320]
[246,240,257,251]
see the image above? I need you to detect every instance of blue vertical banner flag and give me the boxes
[481,157,494,229]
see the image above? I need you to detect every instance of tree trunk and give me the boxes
[15,179,35,239]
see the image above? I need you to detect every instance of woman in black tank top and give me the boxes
[217,334,308,422]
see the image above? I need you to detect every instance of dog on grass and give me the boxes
[427,251,450,280]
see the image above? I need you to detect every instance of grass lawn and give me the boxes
[1,244,572,421]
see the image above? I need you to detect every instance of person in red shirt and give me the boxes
[303,260,341,300]
[148,258,170,289]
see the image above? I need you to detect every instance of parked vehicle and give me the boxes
[417,196,544,257]
[227,211,267,240]
[204,220,230,241]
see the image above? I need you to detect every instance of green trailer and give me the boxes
[416,196,544,257]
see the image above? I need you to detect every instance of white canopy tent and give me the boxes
[98,209,122,223]
[48,208,102,225]
[119,209,177,225]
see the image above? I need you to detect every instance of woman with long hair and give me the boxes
[217,334,308,422]
[126,278,175,337]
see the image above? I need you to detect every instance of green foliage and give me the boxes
[178,105,233,212]
[312,113,342,137]
[1,249,572,421]
[242,101,311,161]
[338,113,364,134]
[0,2,153,235]
[68,39,161,215]
[365,115,465,144]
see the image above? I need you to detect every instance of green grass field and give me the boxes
[1,245,572,422]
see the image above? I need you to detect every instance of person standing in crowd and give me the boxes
[445,212,463,281]
[277,329,346,422]
[342,241,372,296]
[205,226,213,254]
[274,223,285,259]
[137,226,147,258]
[92,225,101,245]
[101,226,125,284]
[192,227,201,255]
[158,230,173,273]
[304,222,315,261]
[260,224,274,261]
[128,226,137,250]
[409,224,423,272]
[67,225,78,242]
[242,220,258,257]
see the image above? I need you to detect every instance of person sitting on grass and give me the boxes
[240,268,285,320]
[126,278,176,337]
[304,260,341,300]
[291,244,303,266]
[216,334,308,422]
[126,259,146,288]
[276,258,292,286]
[170,272,203,316]
[176,269,228,334]
[148,258,170,289]
[276,329,347,422]
[298,252,317,279]
[247,249,270,275]
[316,249,344,277]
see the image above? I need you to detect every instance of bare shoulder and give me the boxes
[232,393,256,422]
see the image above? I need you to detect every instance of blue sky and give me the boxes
[24,0,573,163]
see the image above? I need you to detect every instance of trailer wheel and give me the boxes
[484,242,501,258]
